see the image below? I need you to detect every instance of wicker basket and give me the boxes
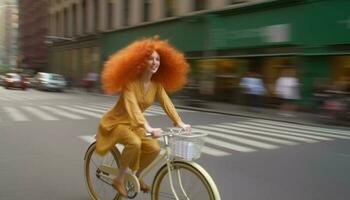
[169,132,207,161]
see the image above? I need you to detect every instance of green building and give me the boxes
[49,0,350,107]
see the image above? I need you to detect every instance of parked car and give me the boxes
[0,75,4,86]
[3,73,27,90]
[34,72,67,91]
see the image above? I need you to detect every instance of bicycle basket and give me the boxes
[169,132,207,161]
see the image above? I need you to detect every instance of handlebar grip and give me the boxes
[145,132,152,137]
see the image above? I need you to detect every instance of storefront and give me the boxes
[49,0,350,106]
[48,35,101,86]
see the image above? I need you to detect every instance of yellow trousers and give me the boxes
[96,124,160,171]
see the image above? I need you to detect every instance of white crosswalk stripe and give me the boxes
[252,119,350,136]
[73,105,105,113]
[229,122,334,141]
[222,122,319,143]
[58,105,102,118]
[78,135,231,157]
[88,104,160,116]
[77,119,350,158]
[3,107,29,122]
[241,121,350,140]
[39,106,85,120]
[195,126,279,150]
[22,106,59,121]
[212,124,297,146]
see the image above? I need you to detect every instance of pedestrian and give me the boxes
[94,36,191,197]
[275,68,300,117]
[239,71,266,111]
[84,71,98,92]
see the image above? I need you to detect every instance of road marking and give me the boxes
[87,104,111,110]
[22,106,59,121]
[242,121,350,140]
[58,105,102,118]
[88,104,156,116]
[195,126,279,150]
[145,108,164,115]
[3,107,29,121]
[0,96,9,101]
[234,122,333,141]
[40,106,85,120]
[73,105,105,113]
[212,124,297,145]
[221,123,318,143]
[79,135,230,157]
[253,119,350,136]
[203,135,256,152]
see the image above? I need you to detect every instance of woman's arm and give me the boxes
[156,84,191,131]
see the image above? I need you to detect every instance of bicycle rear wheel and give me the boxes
[84,142,122,200]
[151,161,220,200]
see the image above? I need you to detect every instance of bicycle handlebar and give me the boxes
[145,127,190,137]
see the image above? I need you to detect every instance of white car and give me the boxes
[34,72,67,91]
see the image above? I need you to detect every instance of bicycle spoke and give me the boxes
[153,162,215,200]
[157,192,178,199]
[85,145,120,200]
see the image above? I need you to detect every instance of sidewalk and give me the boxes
[66,87,349,129]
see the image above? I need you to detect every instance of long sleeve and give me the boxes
[156,84,182,126]
[122,83,147,127]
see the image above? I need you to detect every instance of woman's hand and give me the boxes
[145,123,163,138]
[178,122,192,133]
[151,128,163,138]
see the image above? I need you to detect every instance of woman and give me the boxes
[95,36,191,197]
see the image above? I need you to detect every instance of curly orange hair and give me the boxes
[101,36,189,94]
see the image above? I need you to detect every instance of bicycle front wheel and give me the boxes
[151,161,221,200]
[84,142,122,200]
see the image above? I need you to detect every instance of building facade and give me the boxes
[48,0,253,84]
[0,0,18,66]
[18,0,48,71]
[47,0,350,107]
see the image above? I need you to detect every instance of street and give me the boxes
[0,88,350,200]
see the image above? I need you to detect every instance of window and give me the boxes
[82,0,87,33]
[123,0,129,26]
[72,4,77,35]
[94,0,99,31]
[143,0,150,22]
[165,0,176,17]
[193,0,207,11]
[64,8,68,36]
[107,0,114,29]
[56,12,60,35]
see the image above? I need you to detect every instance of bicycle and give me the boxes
[84,128,221,200]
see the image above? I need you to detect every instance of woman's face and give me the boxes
[147,51,160,74]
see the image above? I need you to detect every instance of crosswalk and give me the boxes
[0,103,193,122]
[0,90,76,101]
[79,119,350,157]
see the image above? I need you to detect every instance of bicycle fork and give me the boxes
[165,147,190,200]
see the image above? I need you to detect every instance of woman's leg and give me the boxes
[135,130,161,192]
[111,125,143,196]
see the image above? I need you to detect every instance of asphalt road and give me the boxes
[0,87,350,200]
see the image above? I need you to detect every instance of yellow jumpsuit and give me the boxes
[95,80,182,171]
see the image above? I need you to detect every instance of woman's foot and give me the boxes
[112,179,128,197]
[139,179,151,193]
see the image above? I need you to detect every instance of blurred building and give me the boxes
[0,0,18,66]
[48,0,253,84]
[48,0,350,106]
[18,0,48,71]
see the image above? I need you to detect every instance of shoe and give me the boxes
[139,179,151,193]
[112,179,128,197]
